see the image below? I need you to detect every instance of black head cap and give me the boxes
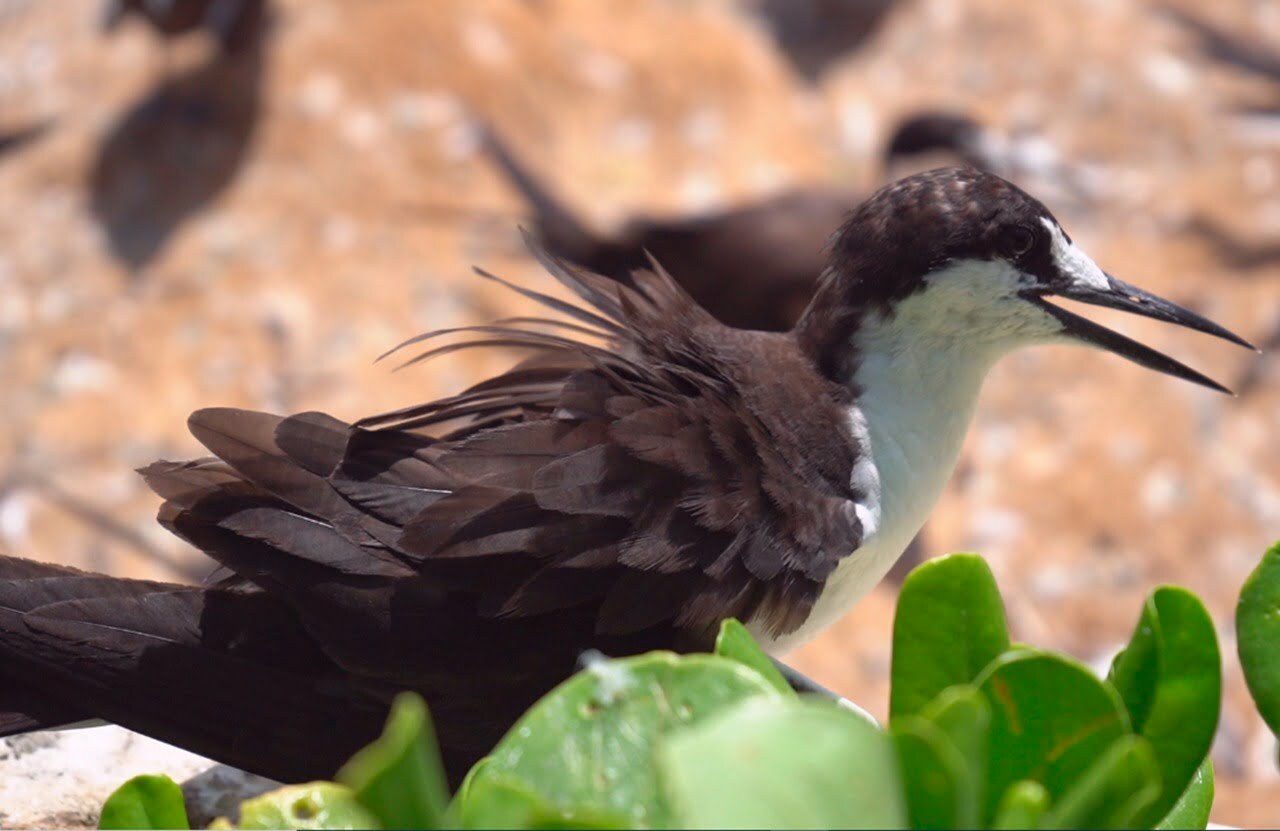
[796,167,1060,379]
[796,167,1253,393]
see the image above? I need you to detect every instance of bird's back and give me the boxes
[0,242,867,784]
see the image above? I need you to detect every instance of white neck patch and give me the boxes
[1041,216,1108,291]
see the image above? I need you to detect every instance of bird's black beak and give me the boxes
[1028,273,1256,394]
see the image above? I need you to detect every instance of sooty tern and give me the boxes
[0,168,1253,784]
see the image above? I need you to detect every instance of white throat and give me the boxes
[758,258,1050,654]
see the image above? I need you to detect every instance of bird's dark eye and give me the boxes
[1005,226,1035,257]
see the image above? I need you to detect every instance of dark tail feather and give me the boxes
[479,123,607,265]
[0,555,387,782]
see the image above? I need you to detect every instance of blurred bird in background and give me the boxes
[0,120,51,162]
[101,0,267,55]
[483,111,1098,332]
[90,0,272,271]
[747,0,901,84]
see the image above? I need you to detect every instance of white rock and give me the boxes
[0,726,214,829]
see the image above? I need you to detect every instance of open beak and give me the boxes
[1028,273,1256,394]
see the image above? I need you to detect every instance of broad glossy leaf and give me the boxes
[473,651,781,828]
[714,617,794,696]
[892,715,963,829]
[453,756,492,812]
[1155,759,1214,830]
[976,650,1129,822]
[891,553,1011,719]
[921,685,990,828]
[230,782,380,830]
[456,776,628,830]
[991,781,1049,830]
[99,774,190,830]
[1238,540,1280,739]
[1109,587,1220,824]
[1041,736,1160,830]
[336,692,449,830]
[659,696,907,829]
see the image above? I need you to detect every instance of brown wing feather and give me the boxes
[146,240,864,643]
[0,237,865,785]
[347,243,865,639]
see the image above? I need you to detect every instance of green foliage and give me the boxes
[215,783,379,830]
[461,651,782,827]
[920,686,990,827]
[1039,736,1160,829]
[975,650,1131,820]
[890,553,1011,719]
[1108,588,1221,824]
[660,696,907,829]
[713,617,795,696]
[892,715,966,829]
[99,774,190,830]
[455,777,627,829]
[1155,761,1214,831]
[102,540,1280,830]
[335,692,450,830]
[991,781,1049,829]
[1238,540,1280,740]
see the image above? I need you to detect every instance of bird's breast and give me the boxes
[751,346,992,655]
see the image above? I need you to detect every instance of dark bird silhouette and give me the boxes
[0,120,53,161]
[747,0,901,83]
[88,3,269,272]
[1159,5,1280,83]
[883,111,996,171]
[1159,5,1280,120]
[1184,216,1280,272]
[481,112,1082,332]
[0,169,1251,785]
[483,126,848,330]
[101,0,268,54]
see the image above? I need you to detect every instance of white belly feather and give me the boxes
[752,393,973,655]
[749,273,1012,654]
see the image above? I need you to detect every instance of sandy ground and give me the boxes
[0,0,1277,825]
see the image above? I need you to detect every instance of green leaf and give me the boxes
[714,618,794,696]
[1238,540,1280,739]
[456,775,628,830]
[1156,759,1214,830]
[1109,587,1221,824]
[920,686,990,828]
[892,715,963,829]
[230,782,381,830]
[658,696,907,829]
[891,553,1011,719]
[1041,736,1161,829]
[473,651,782,828]
[336,692,450,830]
[453,756,492,812]
[991,781,1049,830]
[99,774,190,830]
[976,650,1130,823]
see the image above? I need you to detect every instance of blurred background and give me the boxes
[0,0,1277,824]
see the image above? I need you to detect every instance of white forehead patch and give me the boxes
[1041,216,1108,291]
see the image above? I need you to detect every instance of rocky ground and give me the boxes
[0,0,1277,826]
